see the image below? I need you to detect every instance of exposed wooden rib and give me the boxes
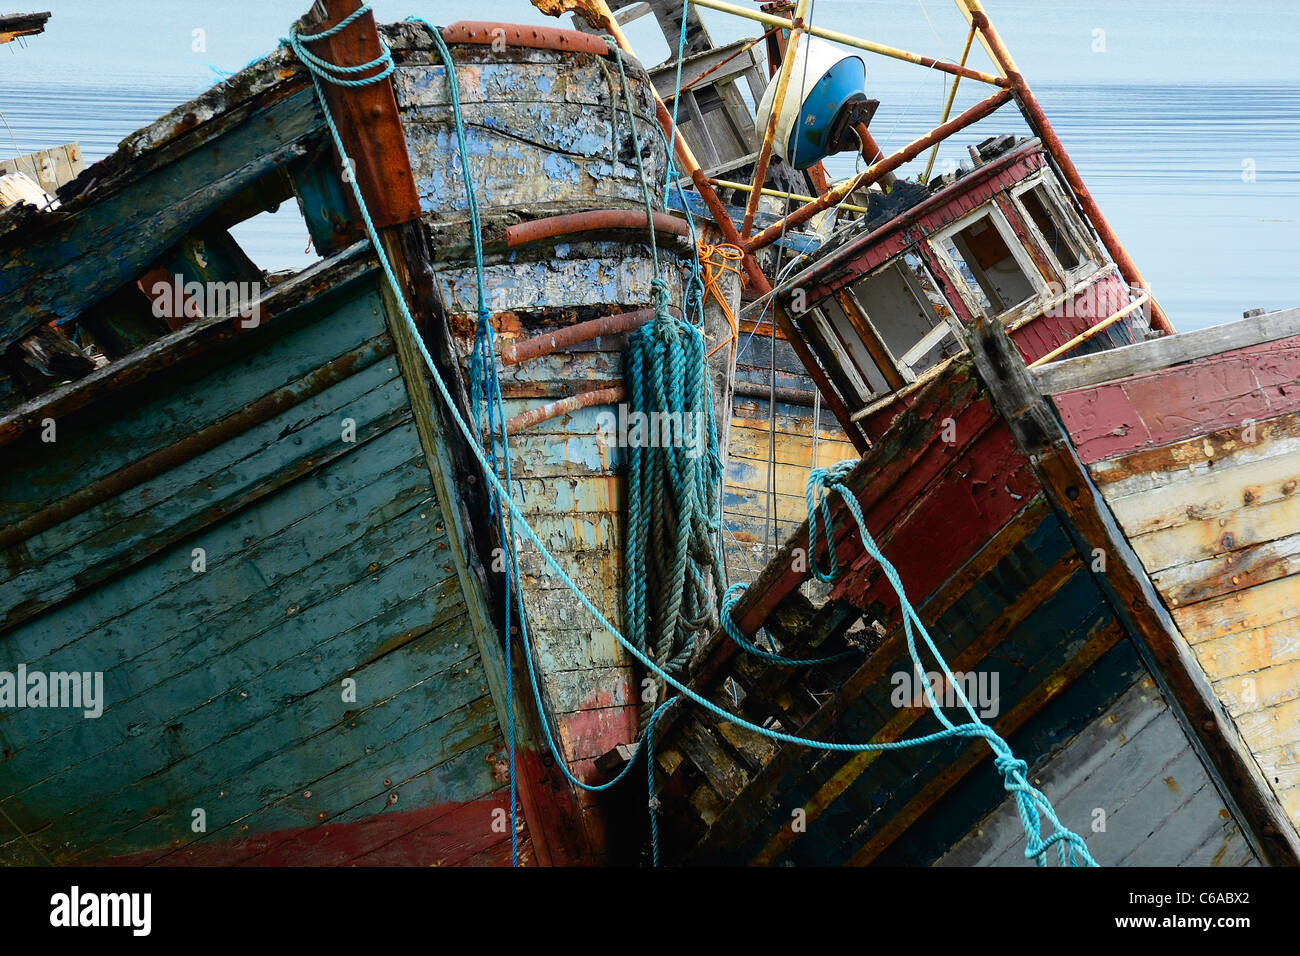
[1033,307,1300,394]
[0,241,374,449]
[0,84,322,349]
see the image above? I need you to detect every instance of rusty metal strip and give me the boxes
[505,386,625,432]
[502,210,690,249]
[500,307,671,366]
[440,20,612,57]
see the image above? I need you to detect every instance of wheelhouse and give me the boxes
[780,138,1151,447]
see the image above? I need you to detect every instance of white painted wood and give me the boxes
[0,172,53,210]
[1098,432,1300,522]
[1130,493,1300,575]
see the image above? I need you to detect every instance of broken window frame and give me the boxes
[928,203,1049,325]
[1008,171,1102,288]
[805,303,879,404]
[844,255,965,385]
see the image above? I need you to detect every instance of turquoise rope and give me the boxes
[403,14,680,827]
[286,6,1096,869]
[424,24,518,869]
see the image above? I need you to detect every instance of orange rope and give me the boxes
[698,241,744,359]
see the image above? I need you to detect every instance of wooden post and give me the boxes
[305,1,598,864]
[298,0,421,229]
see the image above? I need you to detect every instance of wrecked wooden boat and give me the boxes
[2,0,1298,870]
[0,3,714,866]
[617,0,1300,867]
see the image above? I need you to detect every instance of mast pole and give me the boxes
[955,0,1174,333]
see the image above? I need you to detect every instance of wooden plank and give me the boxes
[1034,307,1300,394]
[299,1,419,228]
[749,549,1085,865]
[1,524,462,779]
[0,86,323,348]
[1190,617,1300,683]
[1,365,408,634]
[0,172,53,209]
[729,364,996,637]
[1102,431,1300,538]
[1088,408,1300,492]
[1214,656,1300,720]
[0,324,396,554]
[0,436,434,698]
[374,210,593,863]
[1053,334,1300,464]
[939,677,1166,866]
[1175,568,1299,636]
[12,623,486,860]
[1130,492,1300,576]
[668,498,1058,861]
[1153,533,1300,608]
[0,144,86,194]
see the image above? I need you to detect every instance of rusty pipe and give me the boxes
[503,209,690,249]
[505,386,626,432]
[689,0,1008,87]
[853,123,895,192]
[741,0,810,240]
[957,1,1173,334]
[440,21,612,56]
[744,88,1013,253]
[500,306,680,365]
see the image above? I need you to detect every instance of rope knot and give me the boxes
[651,276,677,338]
[995,753,1029,780]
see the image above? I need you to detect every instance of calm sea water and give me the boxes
[3,0,1297,330]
